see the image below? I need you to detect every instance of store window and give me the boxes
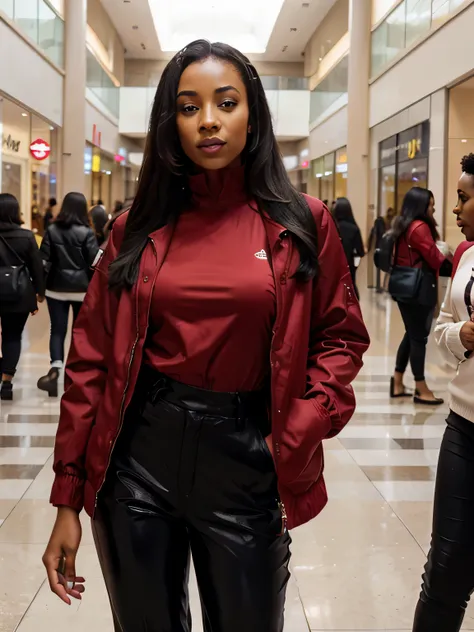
[84,144,114,211]
[0,97,57,231]
[335,147,348,198]
[377,120,430,218]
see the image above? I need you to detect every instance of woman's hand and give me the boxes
[42,507,85,605]
[460,321,474,351]
[37,295,45,303]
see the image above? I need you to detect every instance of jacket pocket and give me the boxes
[277,397,330,493]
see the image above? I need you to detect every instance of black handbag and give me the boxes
[0,234,34,303]
[389,233,437,307]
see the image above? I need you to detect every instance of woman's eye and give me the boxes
[181,104,198,113]
[220,100,237,109]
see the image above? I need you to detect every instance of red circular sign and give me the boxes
[29,138,51,161]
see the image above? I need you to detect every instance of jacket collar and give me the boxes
[187,165,249,208]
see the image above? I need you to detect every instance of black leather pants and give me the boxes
[92,369,291,632]
[413,411,474,631]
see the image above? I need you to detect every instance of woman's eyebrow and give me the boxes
[177,85,240,98]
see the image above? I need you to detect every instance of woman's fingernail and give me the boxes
[67,581,74,590]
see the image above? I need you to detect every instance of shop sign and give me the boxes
[92,154,101,173]
[2,134,20,153]
[29,138,51,161]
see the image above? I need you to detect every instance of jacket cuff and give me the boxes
[50,471,85,513]
[446,321,469,362]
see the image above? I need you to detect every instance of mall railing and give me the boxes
[260,76,308,91]
[0,0,64,67]
[86,48,119,119]
[371,0,466,77]
[309,55,348,125]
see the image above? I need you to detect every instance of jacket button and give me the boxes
[143,276,149,283]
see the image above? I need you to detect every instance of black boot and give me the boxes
[0,382,13,401]
[37,368,60,398]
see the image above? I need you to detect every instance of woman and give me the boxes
[43,197,57,233]
[42,41,369,631]
[37,192,98,398]
[412,155,474,630]
[333,197,365,299]
[390,187,447,403]
[0,193,44,400]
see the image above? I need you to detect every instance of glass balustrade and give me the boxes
[86,48,120,118]
[310,55,348,124]
[0,0,64,67]
[371,0,468,76]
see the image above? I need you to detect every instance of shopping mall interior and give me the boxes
[1,0,474,630]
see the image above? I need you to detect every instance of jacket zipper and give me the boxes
[94,238,158,512]
[278,500,288,535]
[270,230,291,523]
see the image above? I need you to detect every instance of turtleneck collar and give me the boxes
[187,165,249,209]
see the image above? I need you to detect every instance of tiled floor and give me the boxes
[0,280,472,631]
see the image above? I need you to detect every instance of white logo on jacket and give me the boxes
[254,250,267,260]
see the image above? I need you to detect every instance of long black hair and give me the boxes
[0,193,21,225]
[109,40,318,290]
[55,192,90,228]
[391,187,439,242]
[333,197,357,226]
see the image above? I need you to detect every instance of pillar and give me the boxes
[62,0,87,197]
[346,0,371,237]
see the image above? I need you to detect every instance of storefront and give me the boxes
[0,95,58,231]
[309,146,347,203]
[378,120,430,217]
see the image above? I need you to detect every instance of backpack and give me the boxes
[374,231,396,273]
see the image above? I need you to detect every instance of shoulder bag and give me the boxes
[388,231,437,307]
[0,234,35,303]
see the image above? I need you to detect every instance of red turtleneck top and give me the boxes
[143,168,276,392]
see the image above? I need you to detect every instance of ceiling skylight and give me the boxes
[148,0,285,54]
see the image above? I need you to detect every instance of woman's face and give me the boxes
[427,196,435,218]
[176,58,250,171]
[454,172,474,241]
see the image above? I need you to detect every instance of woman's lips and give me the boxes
[198,142,226,154]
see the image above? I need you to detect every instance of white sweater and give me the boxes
[435,244,474,422]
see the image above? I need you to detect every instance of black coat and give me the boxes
[0,222,45,314]
[337,219,365,273]
[40,223,99,294]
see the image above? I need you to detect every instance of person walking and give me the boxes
[0,193,44,400]
[42,40,370,632]
[37,192,98,398]
[333,197,365,299]
[389,187,448,403]
[43,197,57,233]
[412,153,474,631]
[90,200,108,246]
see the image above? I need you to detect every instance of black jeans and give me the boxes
[395,301,435,382]
[92,369,291,632]
[413,412,474,631]
[46,297,82,365]
[0,312,29,377]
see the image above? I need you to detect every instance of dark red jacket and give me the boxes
[50,195,370,529]
[395,219,445,273]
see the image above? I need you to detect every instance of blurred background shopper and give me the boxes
[333,197,365,299]
[0,193,44,400]
[37,192,98,398]
[42,40,369,632]
[389,187,449,403]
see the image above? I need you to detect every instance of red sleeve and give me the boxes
[49,217,124,511]
[305,199,370,439]
[409,222,445,271]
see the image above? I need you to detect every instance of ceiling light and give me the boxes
[21,112,28,117]
[462,139,468,143]
[49,126,54,131]
[148,0,285,53]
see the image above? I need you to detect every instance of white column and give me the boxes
[346,0,371,236]
[62,0,87,196]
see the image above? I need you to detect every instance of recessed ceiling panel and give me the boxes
[148,0,285,53]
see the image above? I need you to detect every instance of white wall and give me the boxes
[86,101,120,155]
[369,2,474,128]
[0,20,63,126]
[309,105,348,159]
[119,87,310,140]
